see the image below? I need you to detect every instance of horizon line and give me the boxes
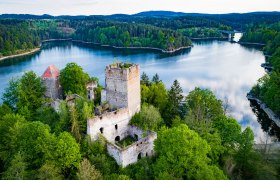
[1,10,280,17]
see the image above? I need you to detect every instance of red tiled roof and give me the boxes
[42,64,60,78]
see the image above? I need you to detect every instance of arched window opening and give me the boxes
[115,124,118,130]
[134,134,138,140]
[115,136,120,142]
[146,152,148,156]
[99,127,104,134]
[138,153,141,160]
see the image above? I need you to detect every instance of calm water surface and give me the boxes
[0,40,272,141]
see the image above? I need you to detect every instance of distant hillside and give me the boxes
[133,11,188,17]
[1,11,280,20]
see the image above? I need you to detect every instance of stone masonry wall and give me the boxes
[107,129,157,167]
[87,108,131,142]
[86,81,97,101]
[127,65,141,115]
[43,77,61,99]
[105,64,140,114]
[87,63,156,167]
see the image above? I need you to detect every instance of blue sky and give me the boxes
[0,0,280,15]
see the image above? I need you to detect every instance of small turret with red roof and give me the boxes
[42,64,62,100]
[42,64,60,79]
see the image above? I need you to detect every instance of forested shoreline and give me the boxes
[0,13,241,57]
[0,19,193,57]
[2,12,280,58]
[241,22,280,117]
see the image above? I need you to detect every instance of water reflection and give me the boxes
[0,40,268,141]
[73,41,192,59]
[249,100,280,141]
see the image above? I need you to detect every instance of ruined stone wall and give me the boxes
[43,77,62,100]
[107,130,157,167]
[87,63,155,167]
[127,65,141,115]
[87,108,131,142]
[105,67,128,109]
[101,89,106,103]
[105,64,140,114]
[121,129,156,167]
[107,143,122,165]
[127,125,144,140]
[86,81,97,101]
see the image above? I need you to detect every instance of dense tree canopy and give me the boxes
[185,87,224,123]
[60,62,90,96]
[0,21,40,56]
[130,104,163,131]
[2,71,46,118]
[154,124,227,179]
[163,80,184,125]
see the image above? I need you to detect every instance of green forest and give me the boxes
[0,13,247,57]
[0,21,40,56]
[241,22,280,116]
[2,12,280,57]
[0,19,192,57]
[0,63,279,179]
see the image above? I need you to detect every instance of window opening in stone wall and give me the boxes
[146,152,148,156]
[115,136,120,142]
[138,153,141,159]
[115,124,118,130]
[134,134,138,140]
[99,127,104,134]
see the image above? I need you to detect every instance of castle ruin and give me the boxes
[87,63,156,167]
[42,63,156,167]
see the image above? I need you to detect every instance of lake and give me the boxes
[0,39,276,142]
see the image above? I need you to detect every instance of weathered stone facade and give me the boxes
[86,81,97,101]
[87,63,156,167]
[107,126,157,167]
[87,108,130,142]
[105,63,141,115]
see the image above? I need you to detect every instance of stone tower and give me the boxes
[42,64,62,100]
[105,63,140,115]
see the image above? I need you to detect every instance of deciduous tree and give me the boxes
[130,104,163,131]
[77,158,102,180]
[154,124,227,179]
[60,62,90,96]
